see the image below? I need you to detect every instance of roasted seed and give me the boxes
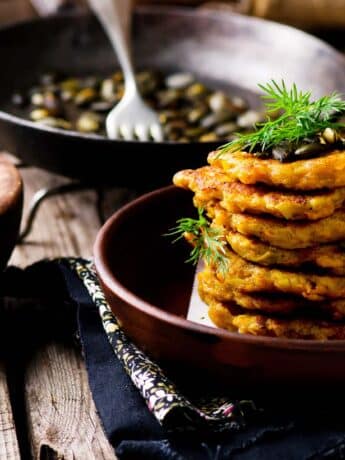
[100,78,117,102]
[90,101,114,112]
[165,72,194,89]
[36,117,72,130]
[76,112,101,133]
[43,92,63,116]
[185,83,208,99]
[61,89,75,102]
[237,110,263,128]
[199,132,219,142]
[272,145,292,162]
[30,108,50,121]
[321,127,338,144]
[31,92,45,106]
[137,71,159,96]
[294,143,329,158]
[201,111,233,129]
[231,96,248,112]
[157,89,181,108]
[75,88,98,106]
[215,122,238,137]
[187,106,208,124]
[60,78,80,92]
[158,110,179,124]
[209,91,234,113]
[184,127,206,138]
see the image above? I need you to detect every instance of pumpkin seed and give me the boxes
[201,111,233,129]
[215,122,238,137]
[100,78,117,102]
[209,91,234,113]
[199,132,219,142]
[76,112,101,133]
[90,101,114,113]
[187,106,208,124]
[185,83,208,99]
[30,108,50,121]
[31,92,45,106]
[237,110,263,128]
[321,127,338,144]
[294,143,329,158]
[165,72,194,89]
[36,117,72,130]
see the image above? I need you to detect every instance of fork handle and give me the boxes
[88,0,137,93]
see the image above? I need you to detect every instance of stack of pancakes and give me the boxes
[173,149,345,339]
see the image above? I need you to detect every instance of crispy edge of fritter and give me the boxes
[199,266,345,321]
[203,294,345,340]
[212,205,345,249]
[204,248,345,301]
[174,165,345,220]
[208,150,345,190]
[226,230,345,276]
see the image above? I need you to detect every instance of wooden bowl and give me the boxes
[0,161,22,270]
[94,186,345,385]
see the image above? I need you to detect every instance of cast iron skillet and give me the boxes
[1,6,345,187]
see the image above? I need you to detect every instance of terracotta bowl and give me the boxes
[0,161,22,270]
[94,186,345,385]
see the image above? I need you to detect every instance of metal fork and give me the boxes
[88,0,163,141]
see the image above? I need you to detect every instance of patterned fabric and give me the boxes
[65,258,257,432]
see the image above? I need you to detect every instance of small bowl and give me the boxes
[94,185,345,385]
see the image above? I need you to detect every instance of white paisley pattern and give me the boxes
[65,258,256,432]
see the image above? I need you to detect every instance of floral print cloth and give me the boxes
[66,258,256,432]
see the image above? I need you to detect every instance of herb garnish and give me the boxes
[220,80,345,155]
[166,208,228,273]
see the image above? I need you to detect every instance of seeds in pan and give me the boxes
[12,70,257,141]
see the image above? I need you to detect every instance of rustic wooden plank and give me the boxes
[25,342,116,460]
[9,165,135,267]
[0,362,21,460]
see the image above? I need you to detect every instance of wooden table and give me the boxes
[1,158,136,459]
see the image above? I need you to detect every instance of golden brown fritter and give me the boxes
[174,166,345,220]
[207,248,345,301]
[198,269,299,314]
[212,206,345,249]
[199,266,345,320]
[208,150,345,190]
[205,295,345,340]
[226,231,345,275]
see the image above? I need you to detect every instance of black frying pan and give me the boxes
[0,6,345,187]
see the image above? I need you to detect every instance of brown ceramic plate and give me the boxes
[94,186,345,385]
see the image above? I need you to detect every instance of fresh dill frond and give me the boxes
[220,80,345,154]
[166,208,228,273]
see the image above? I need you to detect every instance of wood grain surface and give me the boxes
[1,162,136,459]
[0,363,20,460]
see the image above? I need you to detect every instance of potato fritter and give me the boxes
[205,295,345,340]
[208,150,345,190]
[174,166,345,220]
[199,266,345,320]
[226,231,345,275]
[212,206,345,249]
[198,269,299,313]
[208,249,345,301]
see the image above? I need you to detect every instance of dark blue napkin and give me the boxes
[2,259,345,460]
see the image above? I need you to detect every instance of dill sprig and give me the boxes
[220,80,345,154]
[166,208,228,273]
